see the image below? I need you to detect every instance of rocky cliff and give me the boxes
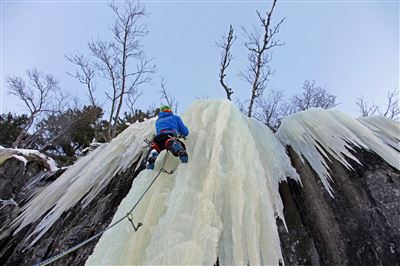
[278,147,399,265]
[0,102,398,265]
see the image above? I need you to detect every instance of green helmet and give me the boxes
[160,105,172,112]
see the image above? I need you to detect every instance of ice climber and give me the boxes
[146,105,189,170]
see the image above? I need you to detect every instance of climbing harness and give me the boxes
[34,151,172,266]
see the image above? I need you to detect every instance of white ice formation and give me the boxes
[86,100,299,265]
[276,108,400,196]
[2,100,399,265]
[357,116,400,151]
[4,119,155,246]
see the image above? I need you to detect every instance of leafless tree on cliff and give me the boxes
[378,89,400,119]
[255,80,337,131]
[356,89,399,120]
[66,54,97,106]
[7,69,59,148]
[89,0,155,140]
[356,96,377,117]
[216,24,236,101]
[254,89,286,131]
[159,77,179,113]
[290,80,338,112]
[240,0,285,117]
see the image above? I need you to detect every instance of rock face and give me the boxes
[0,104,398,265]
[278,147,400,265]
[0,157,58,229]
[0,154,144,266]
[1,147,398,265]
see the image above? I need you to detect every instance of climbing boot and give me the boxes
[178,150,189,163]
[146,149,158,170]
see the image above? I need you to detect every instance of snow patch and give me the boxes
[0,147,58,172]
[12,155,28,166]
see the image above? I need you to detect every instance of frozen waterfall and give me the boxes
[3,99,398,265]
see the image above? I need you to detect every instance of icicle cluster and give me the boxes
[357,116,400,151]
[87,100,299,265]
[3,100,398,265]
[4,119,155,246]
[276,108,400,196]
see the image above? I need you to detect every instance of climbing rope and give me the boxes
[34,151,171,266]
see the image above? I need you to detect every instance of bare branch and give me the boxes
[290,80,338,112]
[241,0,285,117]
[66,54,97,106]
[254,89,285,131]
[126,90,144,114]
[159,77,179,114]
[6,68,60,148]
[356,96,377,117]
[216,24,236,100]
[235,98,248,115]
[377,89,400,119]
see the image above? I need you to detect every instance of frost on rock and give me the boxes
[86,100,299,266]
[3,119,155,246]
[276,108,400,196]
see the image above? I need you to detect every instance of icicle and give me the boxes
[4,119,155,247]
[87,100,299,265]
[276,108,400,197]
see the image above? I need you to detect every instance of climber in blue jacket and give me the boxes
[146,105,189,170]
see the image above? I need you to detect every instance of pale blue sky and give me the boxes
[1,0,399,117]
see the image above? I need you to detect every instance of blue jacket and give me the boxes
[156,112,189,137]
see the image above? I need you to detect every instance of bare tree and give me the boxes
[240,0,285,117]
[357,89,400,120]
[216,24,236,100]
[235,98,248,115]
[378,89,400,119]
[126,88,144,114]
[6,68,59,148]
[356,96,377,117]
[254,89,286,131]
[290,80,338,112]
[159,77,179,113]
[66,54,97,106]
[89,0,155,140]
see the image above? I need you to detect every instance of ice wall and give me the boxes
[86,100,299,265]
[4,100,398,265]
[276,108,400,196]
[4,119,155,246]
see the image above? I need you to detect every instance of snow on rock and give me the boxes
[6,119,155,247]
[0,147,58,172]
[86,100,299,266]
[276,108,400,196]
[11,155,28,166]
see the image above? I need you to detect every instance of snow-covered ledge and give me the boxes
[0,146,58,172]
